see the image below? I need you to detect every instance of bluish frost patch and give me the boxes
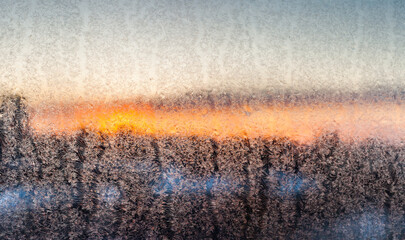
[152,167,318,197]
[0,188,21,211]
[0,185,56,214]
[270,170,317,198]
[98,184,121,205]
[320,209,388,239]
[358,212,387,239]
[153,167,234,195]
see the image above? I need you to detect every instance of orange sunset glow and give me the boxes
[29,101,405,143]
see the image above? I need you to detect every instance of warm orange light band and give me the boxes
[30,102,405,143]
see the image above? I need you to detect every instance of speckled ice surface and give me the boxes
[1,0,405,103]
[0,96,404,239]
[1,0,405,239]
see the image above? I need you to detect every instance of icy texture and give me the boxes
[1,96,404,239]
[0,0,405,102]
[1,0,405,239]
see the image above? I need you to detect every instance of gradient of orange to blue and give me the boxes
[1,0,405,142]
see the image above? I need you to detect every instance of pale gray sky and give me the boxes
[0,0,404,103]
